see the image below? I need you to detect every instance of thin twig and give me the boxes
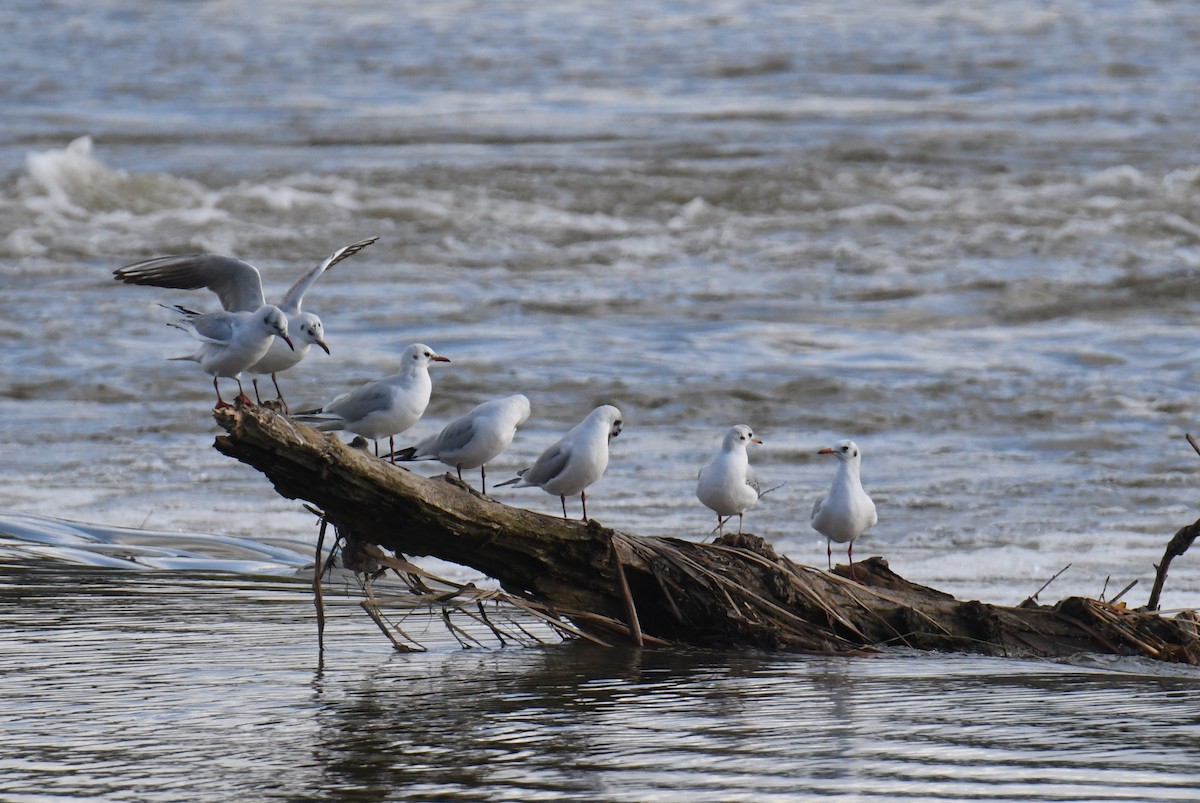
[611,537,644,647]
[313,514,328,654]
[1109,579,1138,606]
[1021,564,1071,607]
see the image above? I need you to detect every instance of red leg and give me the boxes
[234,376,254,406]
[213,377,232,409]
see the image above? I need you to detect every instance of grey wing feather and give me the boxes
[279,236,379,315]
[186,311,236,343]
[521,441,572,487]
[427,415,478,456]
[811,493,826,520]
[115,254,266,312]
[323,381,392,422]
[746,465,761,497]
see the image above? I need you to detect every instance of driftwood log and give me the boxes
[214,406,1200,664]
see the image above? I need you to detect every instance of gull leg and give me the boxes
[456,466,463,481]
[848,542,857,581]
[738,512,744,534]
[389,436,396,464]
[716,513,724,535]
[373,440,380,457]
[581,490,589,523]
[827,539,833,571]
[271,372,288,414]
[234,375,254,406]
[480,465,487,495]
[560,495,568,520]
[213,377,232,410]
[252,377,263,405]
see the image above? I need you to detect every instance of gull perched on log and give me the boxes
[293,343,450,461]
[696,424,763,535]
[496,405,623,522]
[114,236,378,410]
[388,394,531,493]
[160,303,293,408]
[811,439,877,581]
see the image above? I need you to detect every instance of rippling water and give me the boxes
[5,559,1200,802]
[5,0,1200,799]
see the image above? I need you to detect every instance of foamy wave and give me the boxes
[7,136,221,261]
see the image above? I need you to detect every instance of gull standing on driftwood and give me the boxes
[695,424,763,535]
[293,343,450,461]
[811,439,877,581]
[388,394,531,493]
[113,236,378,411]
[157,303,293,408]
[495,405,623,522]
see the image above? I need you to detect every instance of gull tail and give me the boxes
[387,446,420,463]
[494,468,529,488]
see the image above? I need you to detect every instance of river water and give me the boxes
[4,0,1200,799]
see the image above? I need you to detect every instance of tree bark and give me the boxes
[213,405,1200,664]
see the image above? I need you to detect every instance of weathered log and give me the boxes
[213,405,1200,664]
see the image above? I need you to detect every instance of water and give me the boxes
[4,0,1200,798]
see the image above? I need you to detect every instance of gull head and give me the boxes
[261,306,294,351]
[295,313,330,355]
[818,439,861,462]
[725,424,762,449]
[596,404,623,441]
[402,342,451,368]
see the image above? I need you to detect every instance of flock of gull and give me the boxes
[113,237,878,575]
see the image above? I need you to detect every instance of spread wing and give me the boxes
[279,236,379,315]
[115,254,266,312]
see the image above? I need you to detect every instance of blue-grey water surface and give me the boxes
[4,1,1200,799]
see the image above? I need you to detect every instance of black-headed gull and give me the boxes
[388,394,531,492]
[293,343,449,461]
[162,304,293,408]
[696,424,762,535]
[810,439,877,580]
[495,405,623,522]
[114,236,377,410]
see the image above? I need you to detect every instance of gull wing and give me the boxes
[746,464,762,497]
[182,311,236,344]
[115,254,266,312]
[323,380,392,423]
[278,236,379,315]
[521,440,572,487]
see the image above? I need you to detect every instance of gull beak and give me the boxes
[752,436,763,444]
[432,355,451,363]
[316,339,331,355]
[817,447,834,454]
[280,334,295,352]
